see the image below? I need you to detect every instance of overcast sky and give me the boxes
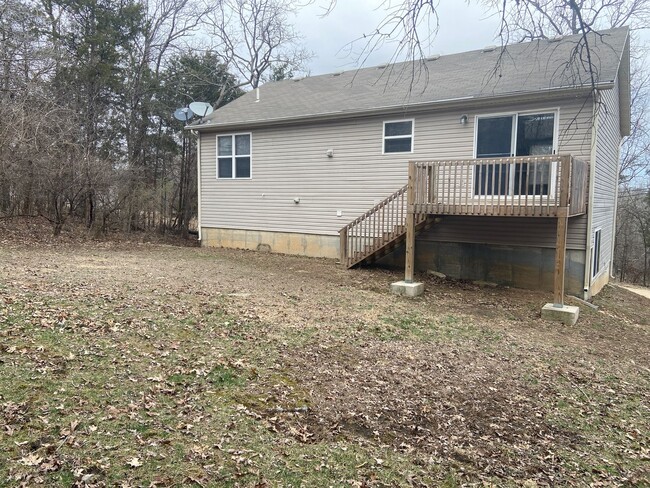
[294,1,503,75]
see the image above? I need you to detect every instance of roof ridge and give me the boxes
[278,26,628,82]
[191,26,629,130]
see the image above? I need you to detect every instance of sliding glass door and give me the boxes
[474,112,557,197]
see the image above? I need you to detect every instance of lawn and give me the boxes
[0,226,649,486]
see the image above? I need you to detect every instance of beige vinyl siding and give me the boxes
[199,94,592,248]
[590,81,622,278]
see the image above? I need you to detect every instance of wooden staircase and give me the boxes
[339,185,428,268]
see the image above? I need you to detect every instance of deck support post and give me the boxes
[339,227,348,265]
[553,208,569,305]
[543,156,579,325]
[391,161,424,297]
[405,162,416,283]
[554,156,572,306]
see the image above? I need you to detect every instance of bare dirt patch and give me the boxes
[0,221,649,486]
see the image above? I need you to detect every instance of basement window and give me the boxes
[217,133,252,179]
[383,120,413,153]
[592,228,602,278]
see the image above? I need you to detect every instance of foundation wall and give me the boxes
[589,266,611,297]
[378,241,587,296]
[203,227,589,296]
[201,227,339,259]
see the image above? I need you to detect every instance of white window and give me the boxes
[474,111,557,196]
[383,120,413,153]
[592,228,602,278]
[217,133,251,179]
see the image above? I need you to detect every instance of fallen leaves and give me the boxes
[20,453,43,467]
[0,235,648,486]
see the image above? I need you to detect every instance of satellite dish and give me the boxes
[189,101,214,117]
[173,107,194,121]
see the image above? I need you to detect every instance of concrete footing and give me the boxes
[541,303,580,325]
[390,281,424,297]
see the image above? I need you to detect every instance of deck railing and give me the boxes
[339,155,588,269]
[339,185,425,267]
[411,155,588,218]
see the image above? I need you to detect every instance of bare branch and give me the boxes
[203,0,310,89]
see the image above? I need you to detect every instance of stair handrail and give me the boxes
[340,184,418,268]
[339,184,408,233]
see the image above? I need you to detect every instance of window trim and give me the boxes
[592,227,604,280]
[382,118,415,154]
[472,108,560,158]
[216,132,253,180]
[472,108,560,198]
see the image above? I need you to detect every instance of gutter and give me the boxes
[187,83,615,132]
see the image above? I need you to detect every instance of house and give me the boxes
[189,27,630,309]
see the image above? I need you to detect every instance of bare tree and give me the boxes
[314,1,637,99]
[0,0,60,219]
[619,44,650,184]
[616,186,650,284]
[204,0,309,97]
[488,1,650,285]
[481,1,649,180]
[319,1,643,78]
[488,0,650,40]
[321,1,645,181]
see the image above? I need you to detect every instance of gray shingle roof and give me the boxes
[194,27,629,130]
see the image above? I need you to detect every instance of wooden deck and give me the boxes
[411,155,588,218]
[340,155,589,307]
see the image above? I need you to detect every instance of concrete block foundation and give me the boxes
[201,227,339,259]
[378,241,586,297]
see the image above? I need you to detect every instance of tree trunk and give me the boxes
[87,192,95,228]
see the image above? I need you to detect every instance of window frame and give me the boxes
[216,132,253,180]
[592,227,603,280]
[382,119,415,154]
[472,109,560,198]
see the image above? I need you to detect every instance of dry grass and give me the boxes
[0,220,648,486]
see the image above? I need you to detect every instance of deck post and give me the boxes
[543,156,579,325]
[340,226,348,265]
[405,162,416,283]
[553,156,572,305]
[554,207,568,305]
[390,161,424,297]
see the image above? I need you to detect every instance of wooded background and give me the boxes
[0,0,302,237]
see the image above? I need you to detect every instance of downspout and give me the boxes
[610,76,623,279]
[610,139,622,279]
[193,130,202,242]
[583,92,599,299]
